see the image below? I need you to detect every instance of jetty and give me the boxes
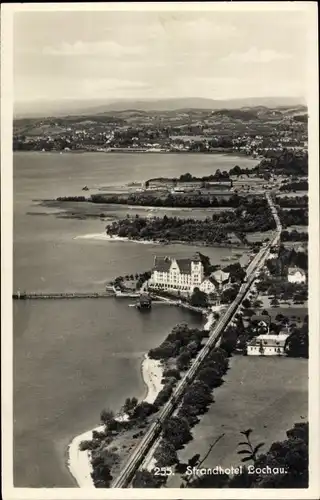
[13,291,114,300]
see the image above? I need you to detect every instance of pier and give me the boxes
[13,291,114,300]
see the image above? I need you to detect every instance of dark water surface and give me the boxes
[13,152,256,487]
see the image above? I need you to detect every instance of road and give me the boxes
[111,194,281,488]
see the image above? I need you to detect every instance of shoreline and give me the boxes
[67,353,164,488]
[66,294,223,487]
[13,149,256,159]
[73,233,159,245]
[74,232,249,250]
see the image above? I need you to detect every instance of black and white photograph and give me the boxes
[1,2,319,498]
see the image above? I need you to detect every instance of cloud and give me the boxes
[42,40,144,58]
[223,47,293,64]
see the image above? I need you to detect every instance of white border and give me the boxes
[1,2,319,500]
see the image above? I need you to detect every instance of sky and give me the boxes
[13,8,308,109]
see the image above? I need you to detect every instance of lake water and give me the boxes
[13,152,256,487]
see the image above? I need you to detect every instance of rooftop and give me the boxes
[251,314,271,325]
[211,269,230,284]
[249,333,289,348]
[288,267,306,276]
[153,255,201,275]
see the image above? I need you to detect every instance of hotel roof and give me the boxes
[153,255,200,274]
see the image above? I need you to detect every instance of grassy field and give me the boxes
[257,293,308,311]
[287,225,308,232]
[266,306,308,322]
[277,192,308,198]
[246,230,274,243]
[167,356,308,487]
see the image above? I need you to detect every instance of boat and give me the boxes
[136,293,152,311]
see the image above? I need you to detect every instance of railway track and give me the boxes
[111,227,281,487]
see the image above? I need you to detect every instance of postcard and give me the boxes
[1,2,319,499]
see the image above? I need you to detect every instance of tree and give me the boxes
[79,439,100,452]
[285,327,308,358]
[287,422,308,443]
[100,409,115,426]
[236,429,265,464]
[197,366,223,389]
[190,288,208,308]
[270,297,280,307]
[220,285,239,304]
[154,439,178,467]
[177,404,200,426]
[269,322,281,335]
[122,397,138,414]
[90,454,113,487]
[177,349,192,371]
[220,328,238,356]
[222,262,246,282]
[206,347,229,371]
[242,298,251,309]
[132,469,165,488]
[163,416,192,449]
[253,423,308,488]
[163,368,181,380]
[228,423,309,488]
[183,380,213,413]
[153,383,174,409]
[132,401,156,420]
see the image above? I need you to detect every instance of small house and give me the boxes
[250,314,271,334]
[287,267,306,284]
[247,334,289,356]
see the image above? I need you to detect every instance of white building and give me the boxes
[149,254,204,293]
[287,267,306,284]
[210,269,230,287]
[199,278,216,295]
[247,334,290,356]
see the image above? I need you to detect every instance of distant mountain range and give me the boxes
[14,96,306,118]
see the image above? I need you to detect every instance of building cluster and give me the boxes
[148,254,230,296]
[247,333,289,356]
[145,178,232,194]
[244,315,291,356]
[146,252,304,358]
[13,108,307,154]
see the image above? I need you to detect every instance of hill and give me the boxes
[14,96,306,119]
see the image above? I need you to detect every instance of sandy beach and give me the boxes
[67,306,224,487]
[73,233,160,245]
[67,353,164,487]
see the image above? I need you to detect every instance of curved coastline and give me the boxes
[67,308,220,487]
[73,233,159,245]
[67,353,164,487]
[73,232,248,250]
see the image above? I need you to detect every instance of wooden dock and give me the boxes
[13,291,114,300]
